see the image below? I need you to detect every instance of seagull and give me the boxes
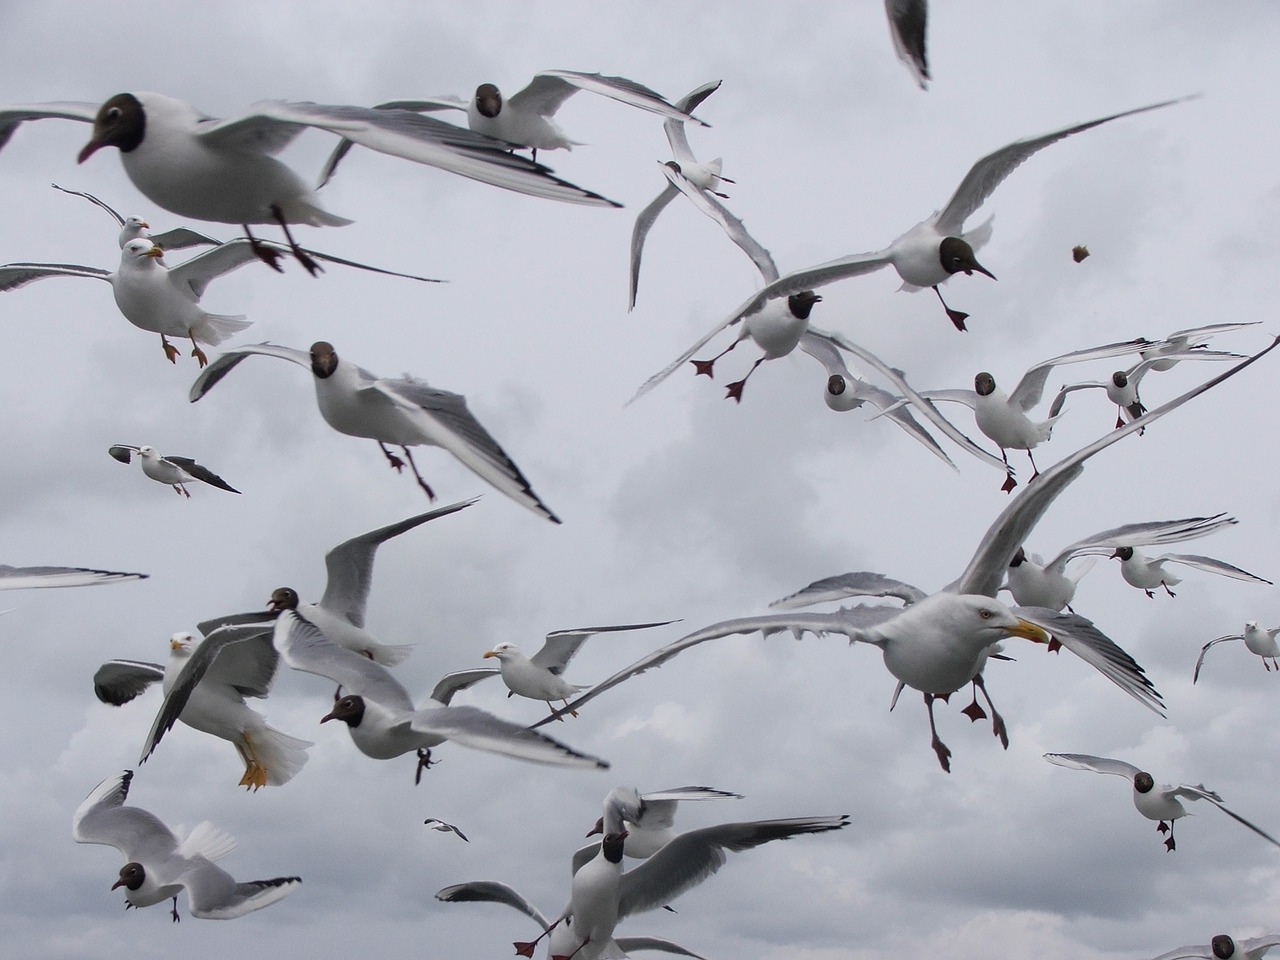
[50,182,444,282]
[885,0,930,88]
[108,444,240,497]
[436,880,709,959]
[535,341,1280,768]
[1194,622,1280,681]
[1043,753,1280,852]
[423,818,469,842]
[1004,515,1242,612]
[0,93,617,271]
[1149,933,1280,960]
[92,632,311,790]
[258,500,484,667]
[73,770,301,921]
[0,238,255,365]
[0,564,146,590]
[580,785,745,861]
[1108,545,1270,598]
[628,81,773,310]
[318,70,706,183]
[909,338,1156,490]
[515,787,848,960]
[1138,321,1258,372]
[188,341,560,522]
[483,620,677,718]
[679,97,1189,334]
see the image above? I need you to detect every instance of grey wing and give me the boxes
[368,378,560,523]
[532,620,679,673]
[529,71,706,125]
[320,499,477,626]
[934,97,1192,235]
[315,96,468,189]
[1042,752,1144,780]
[202,101,618,207]
[770,571,927,609]
[163,457,241,494]
[1188,794,1280,849]
[917,388,979,410]
[429,666,501,705]
[618,816,849,919]
[728,250,893,325]
[188,342,312,402]
[1012,338,1153,411]
[642,786,743,804]
[629,183,680,310]
[665,80,721,161]
[0,261,111,292]
[273,610,414,711]
[184,862,301,919]
[72,770,179,861]
[529,607,896,727]
[93,660,164,705]
[1047,381,1105,418]
[629,307,751,403]
[658,162,778,281]
[1013,606,1163,715]
[50,183,126,225]
[1193,635,1243,683]
[885,0,929,88]
[0,564,147,590]
[108,445,140,464]
[406,704,608,768]
[167,240,265,298]
[148,227,222,251]
[951,339,1280,598]
[617,937,709,959]
[1045,515,1238,570]
[0,101,97,151]
[436,880,552,929]
[138,621,279,763]
[1154,554,1271,584]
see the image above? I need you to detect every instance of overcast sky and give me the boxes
[2,2,1279,958]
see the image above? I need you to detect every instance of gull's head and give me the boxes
[112,862,145,891]
[79,93,144,164]
[1009,547,1028,568]
[938,237,996,280]
[601,831,629,863]
[1133,771,1155,794]
[119,216,150,244]
[483,642,520,661]
[169,632,196,655]
[942,595,1050,645]
[787,291,822,320]
[1211,935,1237,959]
[1245,620,1261,632]
[474,83,503,118]
[121,238,163,263]
[267,587,299,612]
[1111,547,1135,562]
[136,445,157,458]
[1111,371,1129,388]
[824,374,864,412]
[321,694,365,727]
[974,372,997,396]
[309,341,339,379]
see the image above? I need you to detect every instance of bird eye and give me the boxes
[106,107,121,120]
[980,609,993,620]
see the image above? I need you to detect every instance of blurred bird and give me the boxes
[1149,933,1280,960]
[885,0,930,88]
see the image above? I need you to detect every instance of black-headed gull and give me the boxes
[1149,933,1280,960]
[1109,545,1270,598]
[688,97,1190,333]
[536,341,1280,767]
[885,0,930,88]
[1044,753,1280,852]
[108,444,240,497]
[580,785,744,861]
[189,341,560,522]
[72,770,301,920]
[483,621,676,719]
[1004,515,1242,612]
[436,880,709,959]
[1194,622,1280,681]
[0,564,146,590]
[0,238,256,365]
[0,93,616,269]
[93,632,311,790]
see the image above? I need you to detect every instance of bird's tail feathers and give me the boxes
[194,313,253,346]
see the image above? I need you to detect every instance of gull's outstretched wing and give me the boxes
[770,571,927,609]
[1192,634,1243,684]
[1042,515,1238,573]
[1152,553,1271,584]
[1043,752,1142,780]
[93,660,164,706]
[188,342,312,402]
[520,71,707,126]
[0,101,98,151]
[164,457,241,493]
[435,880,552,930]
[1010,338,1153,412]
[0,565,147,590]
[531,620,679,674]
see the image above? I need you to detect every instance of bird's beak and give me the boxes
[967,260,997,280]
[482,650,498,659]
[77,139,103,164]
[169,639,183,651]
[1006,619,1051,644]
[319,708,339,723]
[146,246,164,259]
[140,221,150,229]
[110,878,126,890]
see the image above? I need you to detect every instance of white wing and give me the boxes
[0,564,147,590]
[1150,553,1271,584]
[1009,338,1153,412]
[188,342,312,402]
[0,101,98,151]
[1043,515,1239,572]
[1042,752,1143,780]
[520,71,707,125]
[1192,634,1243,684]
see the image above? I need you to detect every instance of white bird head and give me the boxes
[121,237,163,263]
[483,642,522,661]
[169,632,197,655]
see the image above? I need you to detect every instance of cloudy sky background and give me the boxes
[1,2,1279,958]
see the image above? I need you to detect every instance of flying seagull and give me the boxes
[108,444,240,497]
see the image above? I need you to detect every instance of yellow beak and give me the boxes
[1006,619,1051,644]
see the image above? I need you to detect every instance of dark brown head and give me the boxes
[309,342,339,379]
[787,291,822,320]
[938,237,996,279]
[322,694,365,727]
[474,83,503,118]
[1009,547,1027,568]
[1111,371,1129,388]
[1133,771,1154,793]
[827,374,847,397]
[1111,547,1134,562]
[974,372,997,396]
[601,831,628,863]
[267,587,299,612]
[112,862,145,891]
[79,94,145,163]
[1211,935,1236,959]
